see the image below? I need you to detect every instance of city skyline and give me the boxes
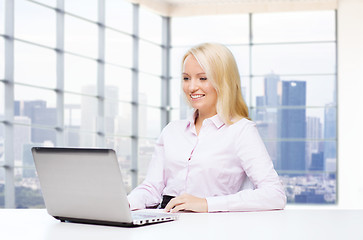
[0,71,337,206]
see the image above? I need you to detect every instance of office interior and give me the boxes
[0,0,362,210]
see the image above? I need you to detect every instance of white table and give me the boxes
[1,209,362,240]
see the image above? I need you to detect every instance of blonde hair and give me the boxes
[182,43,249,125]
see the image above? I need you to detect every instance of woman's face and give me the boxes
[182,54,218,117]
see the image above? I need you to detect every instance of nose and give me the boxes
[188,78,199,92]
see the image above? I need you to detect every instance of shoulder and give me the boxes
[229,118,256,132]
[161,119,189,134]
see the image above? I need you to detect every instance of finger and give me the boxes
[165,197,184,212]
[171,203,186,213]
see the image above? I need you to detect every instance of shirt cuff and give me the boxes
[206,195,230,212]
[127,194,145,211]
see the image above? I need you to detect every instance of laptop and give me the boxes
[31,147,178,227]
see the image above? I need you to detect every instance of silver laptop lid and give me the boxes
[32,147,133,224]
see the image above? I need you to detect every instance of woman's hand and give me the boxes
[164,193,208,213]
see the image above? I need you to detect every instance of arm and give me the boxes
[206,122,286,212]
[127,132,166,210]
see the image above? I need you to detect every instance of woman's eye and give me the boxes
[200,77,207,81]
[183,77,190,81]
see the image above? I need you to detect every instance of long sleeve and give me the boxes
[127,132,166,210]
[206,122,287,212]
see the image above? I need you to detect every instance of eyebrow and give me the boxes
[182,72,206,76]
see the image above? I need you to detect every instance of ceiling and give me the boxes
[126,0,338,17]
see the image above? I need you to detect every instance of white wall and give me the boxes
[338,0,363,209]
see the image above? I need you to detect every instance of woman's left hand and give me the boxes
[164,193,208,213]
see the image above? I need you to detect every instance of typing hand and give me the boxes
[164,193,208,213]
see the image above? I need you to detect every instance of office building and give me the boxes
[279,81,306,171]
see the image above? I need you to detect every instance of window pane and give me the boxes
[138,138,156,183]
[172,15,249,46]
[14,0,55,47]
[65,0,97,21]
[105,0,132,34]
[14,86,57,128]
[0,167,4,208]
[253,11,335,43]
[105,29,132,68]
[0,37,4,79]
[104,100,131,136]
[64,93,98,133]
[14,126,56,167]
[105,65,132,102]
[170,109,180,122]
[252,43,336,75]
[0,123,4,159]
[139,7,162,44]
[170,78,181,109]
[251,75,336,107]
[14,41,56,88]
[0,0,4,35]
[64,54,97,95]
[15,166,45,208]
[63,128,98,148]
[139,73,161,107]
[170,46,188,78]
[0,82,4,119]
[228,45,250,76]
[139,107,161,138]
[139,41,162,76]
[14,123,31,166]
[65,15,98,58]
[106,136,132,192]
[280,172,336,204]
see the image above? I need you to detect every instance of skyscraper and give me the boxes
[264,73,280,107]
[306,117,322,169]
[279,81,306,171]
[260,74,281,167]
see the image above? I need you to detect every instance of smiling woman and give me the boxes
[127,43,286,213]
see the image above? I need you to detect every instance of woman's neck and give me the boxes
[194,110,217,135]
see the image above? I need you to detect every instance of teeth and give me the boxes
[191,94,204,99]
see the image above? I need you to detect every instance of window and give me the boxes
[1,0,166,208]
[251,11,336,204]
[1,0,337,207]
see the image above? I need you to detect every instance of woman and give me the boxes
[127,43,286,212]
